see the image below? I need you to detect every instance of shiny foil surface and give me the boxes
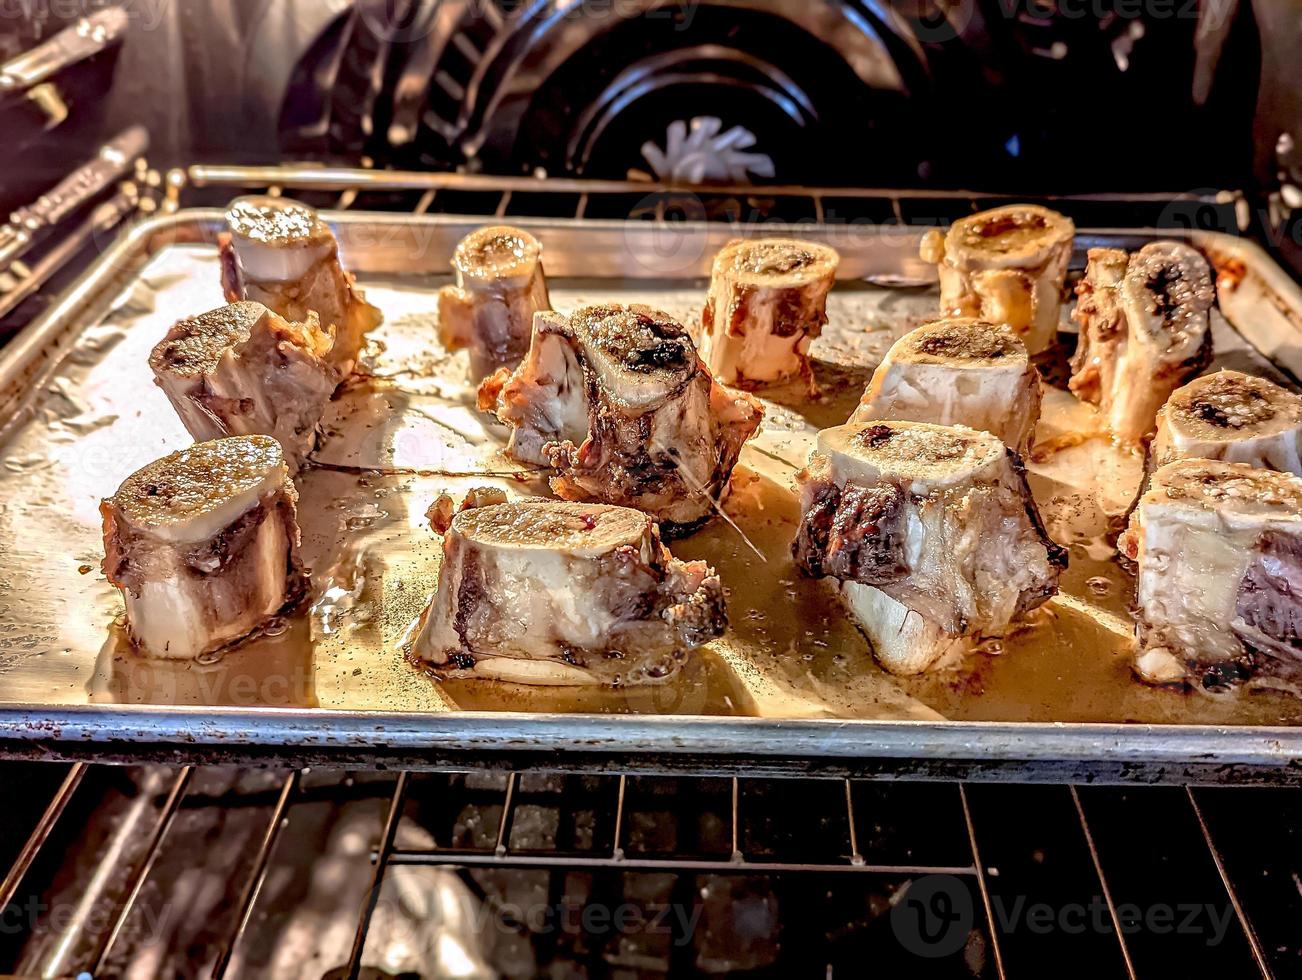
[1,219,1299,735]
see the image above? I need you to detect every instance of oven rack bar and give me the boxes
[210,769,300,980]
[185,162,1227,204]
[177,163,1243,235]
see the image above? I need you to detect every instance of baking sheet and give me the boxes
[1,211,1301,772]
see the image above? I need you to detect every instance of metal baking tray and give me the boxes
[2,209,1301,782]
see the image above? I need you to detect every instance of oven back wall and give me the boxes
[83,0,1282,192]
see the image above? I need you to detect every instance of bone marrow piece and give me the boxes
[1151,370,1302,476]
[698,238,839,387]
[920,205,1074,355]
[219,195,382,377]
[437,226,551,382]
[1069,241,1214,444]
[1119,459,1302,695]
[792,420,1066,674]
[852,318,1041,454]
[413,500,726,685]
[480,304,763,528]
[100,436,306,660]
[149,301,336,473]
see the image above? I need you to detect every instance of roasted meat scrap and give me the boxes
[1119,459,1302,694]
[792,420,1066,675]
[1151,370,1302,476]
[852,317,1041,455]
[100,435,306,660]
[425,487,509,534]
[1069,241,1215,444]
[479,304,763,528]
[437,225,551,382]
[149,301,335,473]
[413,500,726,685]
[219,195,382,377]
[920,204,1074,355]
[698,238,840,387]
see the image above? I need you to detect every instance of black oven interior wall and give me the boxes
[14,0,1280,195]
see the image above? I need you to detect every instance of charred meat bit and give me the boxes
[479,304,762,528]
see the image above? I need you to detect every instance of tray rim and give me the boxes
[4,206,1302,777]
[1,704,1299,781]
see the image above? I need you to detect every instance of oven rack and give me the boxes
[0,762,1293,977]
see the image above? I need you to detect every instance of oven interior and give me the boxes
[1,2,1301,976]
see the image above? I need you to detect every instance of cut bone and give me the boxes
[219,195,382,377]
[437,225,551,382]
[479,304,763,528]
[100,435,306,660]
[792,420,1066,674]
[1069,241,1214,444]
[1150,370,1302,476]
[852,317,1041,454]
[1119,458,1302,694]
[413,500,726,685]
[698,238,839,387]
[838,580,975,677]
[921,204,1074,355]
[149,301,336,473]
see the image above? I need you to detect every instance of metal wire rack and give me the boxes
[0,763,1295,977]
[177,162,1247,232]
